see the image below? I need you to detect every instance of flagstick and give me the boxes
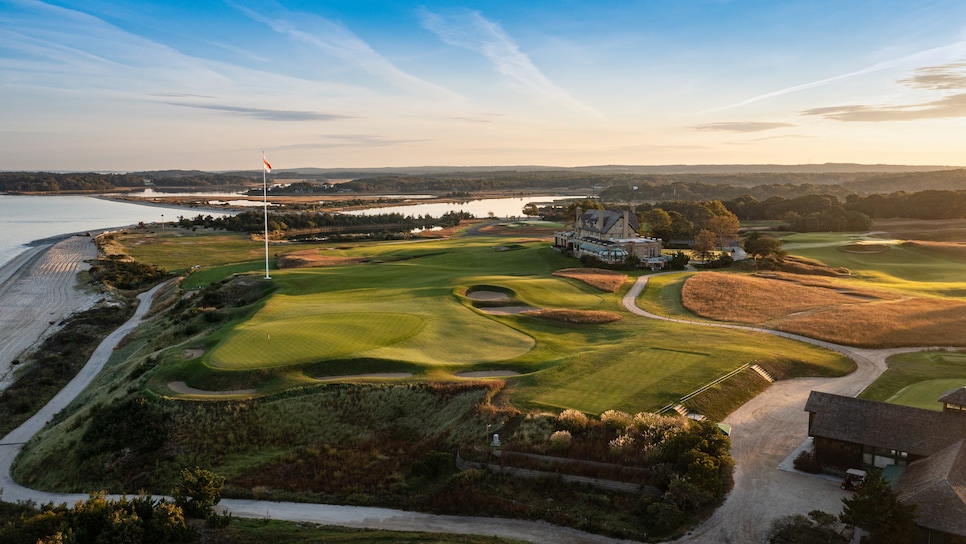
[263,152,271,280]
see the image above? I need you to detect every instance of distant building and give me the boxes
[804,388,966,542]
[554,209,663,266]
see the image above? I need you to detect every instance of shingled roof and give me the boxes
[578,209,639,237]
[896,439,966,536]
[939,387,966,406]
[804,391,966,458]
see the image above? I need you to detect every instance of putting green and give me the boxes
[885,378,966,411]
[209,313,424,369]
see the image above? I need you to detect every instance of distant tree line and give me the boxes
[179,210,473,235]
[0,171,258,193]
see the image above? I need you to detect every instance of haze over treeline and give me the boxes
[2,165,966,196]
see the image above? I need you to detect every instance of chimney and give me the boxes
[622,210,630,239]
[597,209,605,232]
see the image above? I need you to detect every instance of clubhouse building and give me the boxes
[553,209,663,267]
[804,389,966,542]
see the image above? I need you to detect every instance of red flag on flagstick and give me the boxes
[263,157,272,173]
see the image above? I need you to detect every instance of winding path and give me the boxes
[0,266,941,544]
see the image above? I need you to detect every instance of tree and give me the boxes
[522,203,539,218]
[707,214,740,246]
[641,208,672,239]
[667,250,690,270]
[173,467,225,518]
[839,469,917,544]
[744,233,786,261]
[692,229,718,263]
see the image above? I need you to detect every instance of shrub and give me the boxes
[556,409,589,432]
[600,409,634,431]
[172,467,225,518]
[549,430,573,451]
[793,450,822,474]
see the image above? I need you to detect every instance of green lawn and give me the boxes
[859,350,966,409]
[782,232,966,295]
[116,231,854,414]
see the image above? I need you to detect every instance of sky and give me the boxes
[4,0,966,171]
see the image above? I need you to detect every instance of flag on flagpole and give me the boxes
[263,157,272,173]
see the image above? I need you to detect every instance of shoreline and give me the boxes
[0,236,101,391]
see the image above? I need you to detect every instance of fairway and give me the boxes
[209,313,426,369]
[111,230,853,414]
[535,348,711,413]
[885,379,966,411]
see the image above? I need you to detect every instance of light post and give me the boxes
[160,214,164,234]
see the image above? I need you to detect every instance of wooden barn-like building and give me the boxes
[804,389,966,543]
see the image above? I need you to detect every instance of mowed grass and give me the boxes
[209,312,426,369]
[117,231,851,414]
[115,230,264,274]
[783,231,966,295]
[860,350,966,409]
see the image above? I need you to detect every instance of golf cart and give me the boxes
[841,468,867,491]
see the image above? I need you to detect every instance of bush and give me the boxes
[556,409,589,432]
[600,409,633,431]
[549,430,573,451]
[173,467,225,518]
[793,450,823,474]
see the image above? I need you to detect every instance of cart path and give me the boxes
[623,273,935,543]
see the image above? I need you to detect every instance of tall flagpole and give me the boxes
[263,151,271,280]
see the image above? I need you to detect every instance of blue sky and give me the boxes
[3,0,966,170]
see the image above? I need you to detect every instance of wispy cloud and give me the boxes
[803,61,966,122]
[229,2,458,99]
[276,135,430,151]
[899,61,966,91]
[802,93,966,122]
[692,122,794,132]
[704,39,966,114]
[167,103,352,122]
[418,8,599,116]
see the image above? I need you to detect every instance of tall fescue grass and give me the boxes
[552,268,628,292]
[681,271,966,348]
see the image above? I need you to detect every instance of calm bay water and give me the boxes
[0,193,583,270]
[344,195,585,218]
[0,195,223,269]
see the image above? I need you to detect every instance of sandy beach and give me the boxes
[0,236,100,390]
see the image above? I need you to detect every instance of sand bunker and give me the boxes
[182,348,204,359]
[168,381,255,396]
[466,290,509,301]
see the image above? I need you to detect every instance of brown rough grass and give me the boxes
[522,308,622,324]
[553,268,628,292]
[779,256,850,277]
[681,271,966,348]
[277,249,363,269]
[902,241,966,261]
